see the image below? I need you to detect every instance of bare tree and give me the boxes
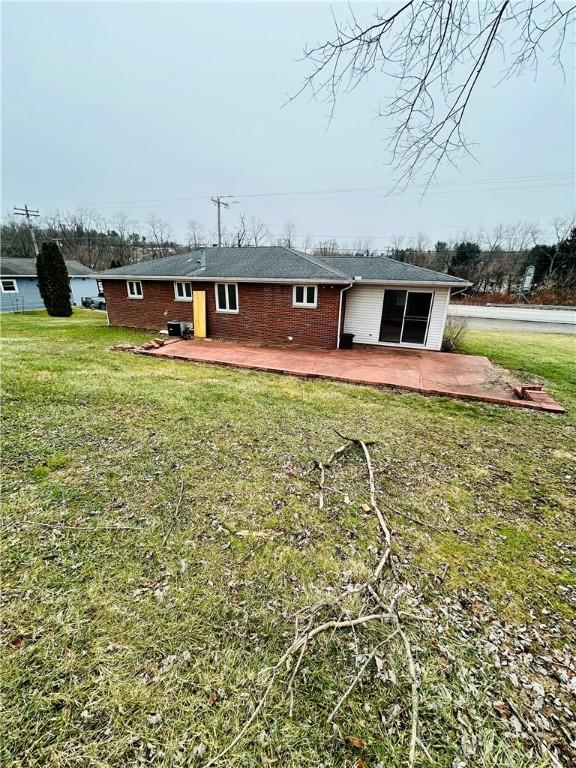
[187,220,205,249]
[551,213,576,242]
[277,221,296,249]
[301,233,314,253]
[296,3,574,185]
[390,235,405,256]
[351,238,374,255]
[233,214,249,247]
[248,217,269,246]
[110,212,138,266]
[146,215,172,260]
[313,239,340,258]
[1,215,38,258]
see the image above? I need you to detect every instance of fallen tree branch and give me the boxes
[316,441,352,509]
[327,629,399,723]
[162,476,185,544]
[377,494,461,535]
[204,612,392,767]
[316,461,326,509]
[203,435,424,767]
[395,613,420,768]
[15,519,139,531]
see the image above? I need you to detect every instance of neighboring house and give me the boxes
[0,258,100,313]
[96,246,469,350]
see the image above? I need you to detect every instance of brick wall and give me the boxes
[103,279,342,348]
[205,282,341,348]
[102,279,193,330]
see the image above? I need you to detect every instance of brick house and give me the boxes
[97,246,468,350]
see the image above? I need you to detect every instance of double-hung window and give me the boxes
[1,279,18,293]
[293,284,317,308]
[215,283,238,313]
[127,280,143,299]
[174,281,193,301]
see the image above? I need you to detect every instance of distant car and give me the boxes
[82,296,106,310]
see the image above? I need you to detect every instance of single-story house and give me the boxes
[0,257,101,313]
[96,246,469,350]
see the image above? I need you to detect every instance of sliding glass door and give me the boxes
[379,290,407,343]
[379,290,433,345]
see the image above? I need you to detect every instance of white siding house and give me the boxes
[342,285,451,351]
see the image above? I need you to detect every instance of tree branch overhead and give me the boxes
[295,1,575,187]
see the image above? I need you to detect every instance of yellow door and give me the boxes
[193,291,207,338]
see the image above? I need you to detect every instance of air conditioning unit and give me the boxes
[166,321,193,337]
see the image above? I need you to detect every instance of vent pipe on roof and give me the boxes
[197,251,206,270]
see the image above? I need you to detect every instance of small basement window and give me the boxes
[215,283,238,313]
[293,284,317,308]
[1,279,18,293]
[127,280,143,299]
[174,281,193,301]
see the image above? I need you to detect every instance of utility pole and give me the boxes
[14,205,40,256]
[210,196,234,246]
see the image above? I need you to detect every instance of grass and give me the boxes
[462,329,576,410]
[1,311,575,767]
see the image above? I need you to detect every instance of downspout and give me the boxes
[336,283,354,349]
[439,284,471,347]
[449,285,469,300]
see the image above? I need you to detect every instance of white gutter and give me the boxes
[336,283,354,349]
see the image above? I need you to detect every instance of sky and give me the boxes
[2,1,575,250]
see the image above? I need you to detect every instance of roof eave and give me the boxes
[96,273,471,287]
[95,274,350,283]
[348,279,472,287]
[0,274,94,278]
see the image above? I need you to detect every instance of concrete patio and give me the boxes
[140,339,565,413]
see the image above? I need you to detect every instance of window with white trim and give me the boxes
[127,280,143,298]
[1,279,18,293]
[174,281,193,301]
[215,283,238,313]
[293,284,317,308]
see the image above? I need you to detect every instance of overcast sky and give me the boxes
[2,1,574,249]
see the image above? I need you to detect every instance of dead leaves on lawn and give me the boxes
[198,434,573,768]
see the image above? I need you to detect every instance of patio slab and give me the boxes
[140,339,565,413]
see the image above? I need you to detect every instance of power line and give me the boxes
[55,172,574,209]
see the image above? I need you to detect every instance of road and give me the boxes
[448,304,576,335]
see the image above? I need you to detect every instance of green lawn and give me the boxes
[463,329,576,411]
[2,311,575,767]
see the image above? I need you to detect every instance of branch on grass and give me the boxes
[204,611,392,767]
[162,476,185,544]
[204,435,427,766]
[16,520,139,531]
[327,629,399,722]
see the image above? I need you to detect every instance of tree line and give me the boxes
[1,210,574,298]
[0,211,180,271]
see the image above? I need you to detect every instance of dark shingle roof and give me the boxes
[321,255,467,284]
[96,247,468,285]
[96,247,348,281]
[0,258,95,277]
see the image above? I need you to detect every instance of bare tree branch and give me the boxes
[294,1,575,186]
